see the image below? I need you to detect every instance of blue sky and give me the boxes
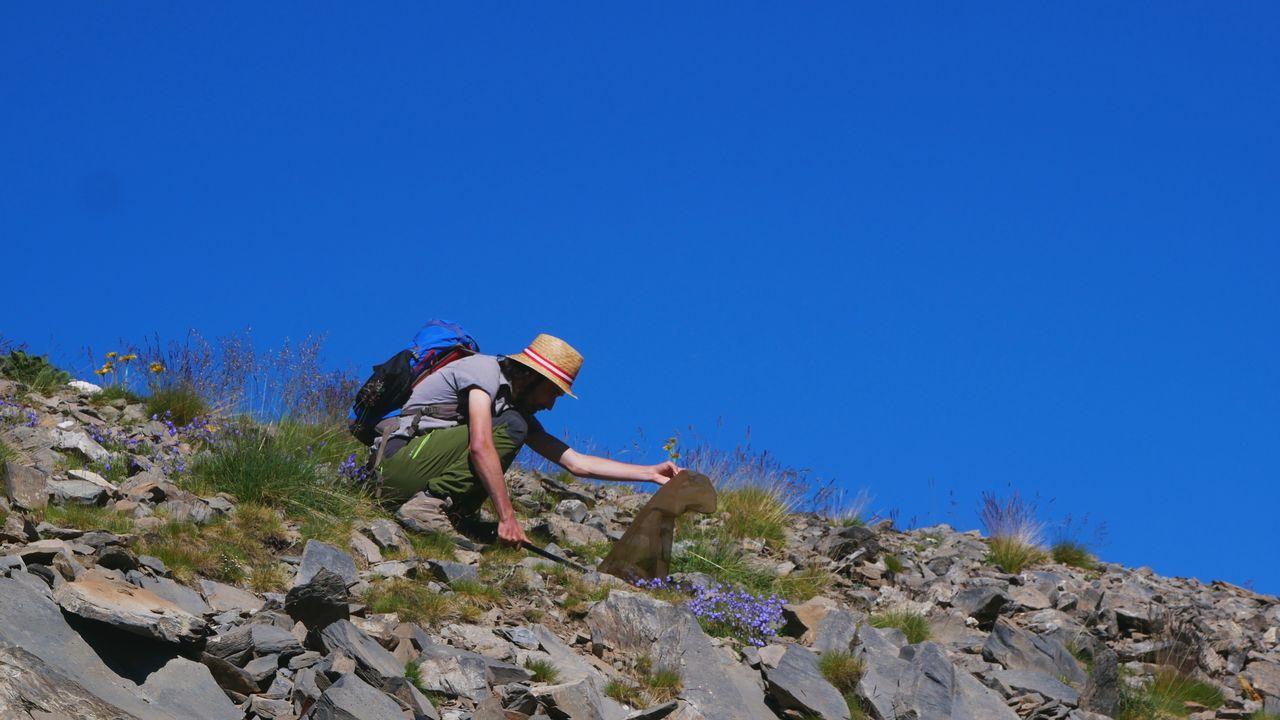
[2,4,1277,592]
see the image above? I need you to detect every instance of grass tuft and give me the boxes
[1051,540,1096,570]
[0,350,70,392]
[0,438,14,464]
[818,650,864,694]
[145,385,209,426]
[987,536,1048,575]
[1118,668,1224,719]
[870,610,931,644]
[92,385,144,405]
[41,504,134,534]
[187,422,375,525]
[883,554,905,575]
[363,578,452,626]
[524,658,560,683]
[773,566,834,602]
[719,485,792,549]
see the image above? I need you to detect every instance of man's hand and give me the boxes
[498,516,530,548]
[649,461,681,486]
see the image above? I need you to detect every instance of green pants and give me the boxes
[380,423,521,515]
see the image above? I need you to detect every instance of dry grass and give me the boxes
[41,504,134,534]
[987,536,1048,575]
[136,503,289,587]
[363,578,452,626]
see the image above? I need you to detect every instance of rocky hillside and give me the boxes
[1,379,1278,720]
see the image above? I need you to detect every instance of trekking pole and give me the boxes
[521,541,589,573]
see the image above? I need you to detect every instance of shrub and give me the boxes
[870,610,931,644]
[363,578,451,625]
[988,536,1048,575]
[524,658,560,683]
[0,350,70,391]
[146,386,209,426]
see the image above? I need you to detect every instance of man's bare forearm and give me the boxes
[572,453,662,482]
[471,439,517,521]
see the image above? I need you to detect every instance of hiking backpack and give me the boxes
[347,320,479,445]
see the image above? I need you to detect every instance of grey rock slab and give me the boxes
[364,518,411,553]
[1243,659,1280,698]
[53,429,110,462]
[893,642,1019,720]
[319,619,405,689]
[135,573,214,616]
[3,460,48,510]
[410,643,490,702]
[47,478,110,505]
[533,677,610,720]
[0,642,144,720]
[501,626,543,650]
[427,559,479,583]
[530,623,598,684]
[1081,646,1119,716]
[199,577,265,613]
[53,568,208,644]
[0,576,184,718]
[309,672,405,720]
[243,652,281,686]
[588,591,775,720]
[295,539,360,588]
[811,607,862,653]
[982,618,1086,685]
[952,586,1011,630]
[989,668,1080,705]
[763,644,850,720]
[140,656,242,720]
[624,701,679,719]
[285,566,350,632]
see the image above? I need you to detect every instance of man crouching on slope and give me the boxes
[378,333,681,547]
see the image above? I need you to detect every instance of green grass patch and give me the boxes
[818,650,864,693]
[405,530,457,561]
[646,666,682,702]
[870,610,931,644]
[91,385,144,405]
[136,503,288,587]
[669,531,776,595]
[524,658,560,683]
[884,554,905,575]
[187,422,375,525]
[451,579,503,607]
[0,438,16,464]
[773,566,835,602]
[604,679,645,707]
[818,650,867,719]
[986,536,1047,575]
[1119,668,1224,719]
[719,485,792,549]
[1051,540,1096,570]
[363,578,452,626]
[41,504,134,534]
[145,385,209,425]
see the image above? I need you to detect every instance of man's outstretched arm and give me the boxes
[526,431,680,486]
[466,388,529,547]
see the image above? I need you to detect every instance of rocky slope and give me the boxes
[1,380,1278,720]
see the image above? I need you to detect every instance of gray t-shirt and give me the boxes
[393,354,542,440]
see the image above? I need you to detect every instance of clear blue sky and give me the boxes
[3,4,1277,592]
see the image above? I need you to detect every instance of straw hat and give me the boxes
[508,334,583,398]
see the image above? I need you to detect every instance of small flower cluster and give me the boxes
[634,577,785,647]
[337,452,369,483]
[0,398,38,428]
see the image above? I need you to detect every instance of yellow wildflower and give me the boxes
[105,351,118,359]
[120,353,137,362]
[93,367,107,376]
[149,361,165,374]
